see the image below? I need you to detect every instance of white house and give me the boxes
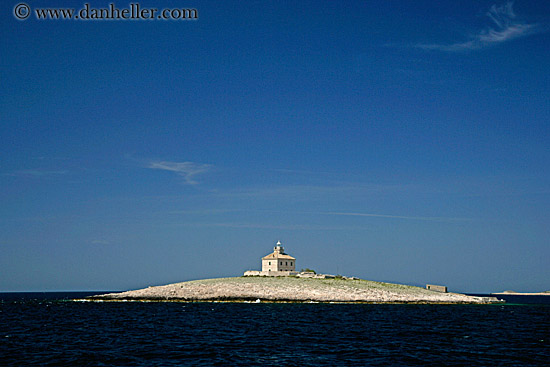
[244,241,297,276]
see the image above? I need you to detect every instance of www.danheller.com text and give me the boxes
[14,2,198,21]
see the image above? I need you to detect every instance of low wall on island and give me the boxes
[243,270,298,277]
[242,271,347,279]
[84,276,502,304]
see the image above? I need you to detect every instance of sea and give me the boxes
[1,292,549,366]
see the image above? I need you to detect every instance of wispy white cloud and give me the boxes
[148,161,211,185]
[417,2,543,51]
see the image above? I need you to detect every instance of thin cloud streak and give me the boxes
[176,222,369,231]
[169,208,471,222]
[148,161,211,185]
[5,170,68,178]
[417,2,543,52]
[91,240,110,245]
[321,211,472,222]
[208,183,410,199]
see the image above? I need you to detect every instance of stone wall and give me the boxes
[244,270,298,277]
[244,271,352,279]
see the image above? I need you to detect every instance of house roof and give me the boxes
[262,252,295,260]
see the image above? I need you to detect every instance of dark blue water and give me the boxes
[469,293,550,305]
[1,293,549,366]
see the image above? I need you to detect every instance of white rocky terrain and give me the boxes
[88,276,501,304]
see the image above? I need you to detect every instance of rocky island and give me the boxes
[87,276,500,304]
[86,242,501,304]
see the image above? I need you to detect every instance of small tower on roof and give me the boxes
[262,240,296,273]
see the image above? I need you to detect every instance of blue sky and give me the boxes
[1,0,549,292]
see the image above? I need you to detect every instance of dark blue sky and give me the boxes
[1,1,549,292]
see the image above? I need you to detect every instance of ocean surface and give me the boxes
[1,292,549,366]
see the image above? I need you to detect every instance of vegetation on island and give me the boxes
[300,268,316,274]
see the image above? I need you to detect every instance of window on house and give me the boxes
[269,262,271,265]
[280,262,282,265]
[285,262,288,266]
